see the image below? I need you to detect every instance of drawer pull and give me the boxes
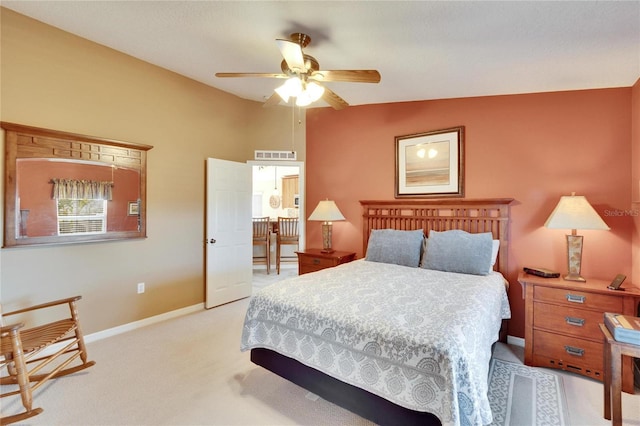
[564,345,585,357]
[313,259,320,265]
[565,294,585,304]
[565,316,585,327]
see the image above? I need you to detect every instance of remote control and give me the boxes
[608,274,626,290]
[523,267,560,278]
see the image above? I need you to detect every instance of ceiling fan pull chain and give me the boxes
[291,102,295,152]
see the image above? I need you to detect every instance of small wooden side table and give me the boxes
[599,323,640,426]
[296,249,356,275]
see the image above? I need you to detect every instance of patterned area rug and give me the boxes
[488,358,568,426]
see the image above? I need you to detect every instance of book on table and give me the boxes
[604,313,640,346]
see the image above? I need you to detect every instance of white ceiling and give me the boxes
[2,1,639,108]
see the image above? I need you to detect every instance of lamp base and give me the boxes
[321,222,334,253]
[563,274,586,282]
[564,233,586,282]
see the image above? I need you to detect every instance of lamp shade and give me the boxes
[544,194,610,230]
[296,82,325,106]
[308,200,345,222]
[275,78,325,107]
[275,77,303,102]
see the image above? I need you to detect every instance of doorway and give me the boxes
[248,161,305,277]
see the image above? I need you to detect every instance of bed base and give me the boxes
[251,348,441,426]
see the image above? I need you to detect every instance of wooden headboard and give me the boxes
[361,199,513,275]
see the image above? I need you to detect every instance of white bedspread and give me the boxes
[241,259,511,426]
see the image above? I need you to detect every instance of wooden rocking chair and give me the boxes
[0,295,95,424]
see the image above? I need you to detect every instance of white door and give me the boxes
[205,158,252,309]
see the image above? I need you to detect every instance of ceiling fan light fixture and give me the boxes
[216,32,380,111]
[295,81,325,107]
[274,87,289,102]
[306,81,325,101]
[275,77,303,102]
[295,93,312,107]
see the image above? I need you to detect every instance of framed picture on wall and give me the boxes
[395,126,465,198]
[128,201,139,216]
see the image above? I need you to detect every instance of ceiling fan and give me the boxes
[215,32,381,110]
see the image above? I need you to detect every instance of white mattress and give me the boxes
[241,259,511,426]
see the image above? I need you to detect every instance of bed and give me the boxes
[241,199,513,426]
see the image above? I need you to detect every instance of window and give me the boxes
[57,199,107,235]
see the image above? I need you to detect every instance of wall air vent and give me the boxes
[254,150,297,161]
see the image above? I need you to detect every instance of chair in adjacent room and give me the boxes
[0,296,95,424]
[252,216,271,274]
[276,217,299,274]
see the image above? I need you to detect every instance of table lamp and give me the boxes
[308,199,345,253]
[544,192,610,282]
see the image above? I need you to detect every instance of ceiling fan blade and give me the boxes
[276,39,305,73]
[263,92,282,108]
[311,70,381,83]
[322,88,349,110]
[215,72,288,79]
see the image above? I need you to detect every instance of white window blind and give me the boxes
[57,199,107,235]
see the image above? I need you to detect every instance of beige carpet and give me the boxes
[2,297,372,426]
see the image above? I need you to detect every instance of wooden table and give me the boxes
[599,323,640,426]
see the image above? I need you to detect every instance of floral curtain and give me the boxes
[51,179,113,200]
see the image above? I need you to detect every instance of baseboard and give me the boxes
[30,303,204,360]
[507,335,525,347]
[85,303,204,344]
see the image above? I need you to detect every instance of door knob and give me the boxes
[209,238,216,244]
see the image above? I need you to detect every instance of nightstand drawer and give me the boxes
[533,302,602,339]
[533,329,603,371]
[534,286,623,312]
[298,256,336,268]
[299,264,326,275]
[296,250,356,276]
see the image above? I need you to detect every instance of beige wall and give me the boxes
[0,8,298,333]
[632,78,640,290]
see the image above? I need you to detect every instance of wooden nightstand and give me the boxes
[296,249,356,275]
[518,272,640,393]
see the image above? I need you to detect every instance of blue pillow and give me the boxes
[422,230,493,275]
[365,229,425,267]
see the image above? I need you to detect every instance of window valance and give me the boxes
[51,178,113,201]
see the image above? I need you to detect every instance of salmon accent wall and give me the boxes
[306,88,634,338]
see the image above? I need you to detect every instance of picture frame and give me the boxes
[395,126,465,198]
[128,200,139,216]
